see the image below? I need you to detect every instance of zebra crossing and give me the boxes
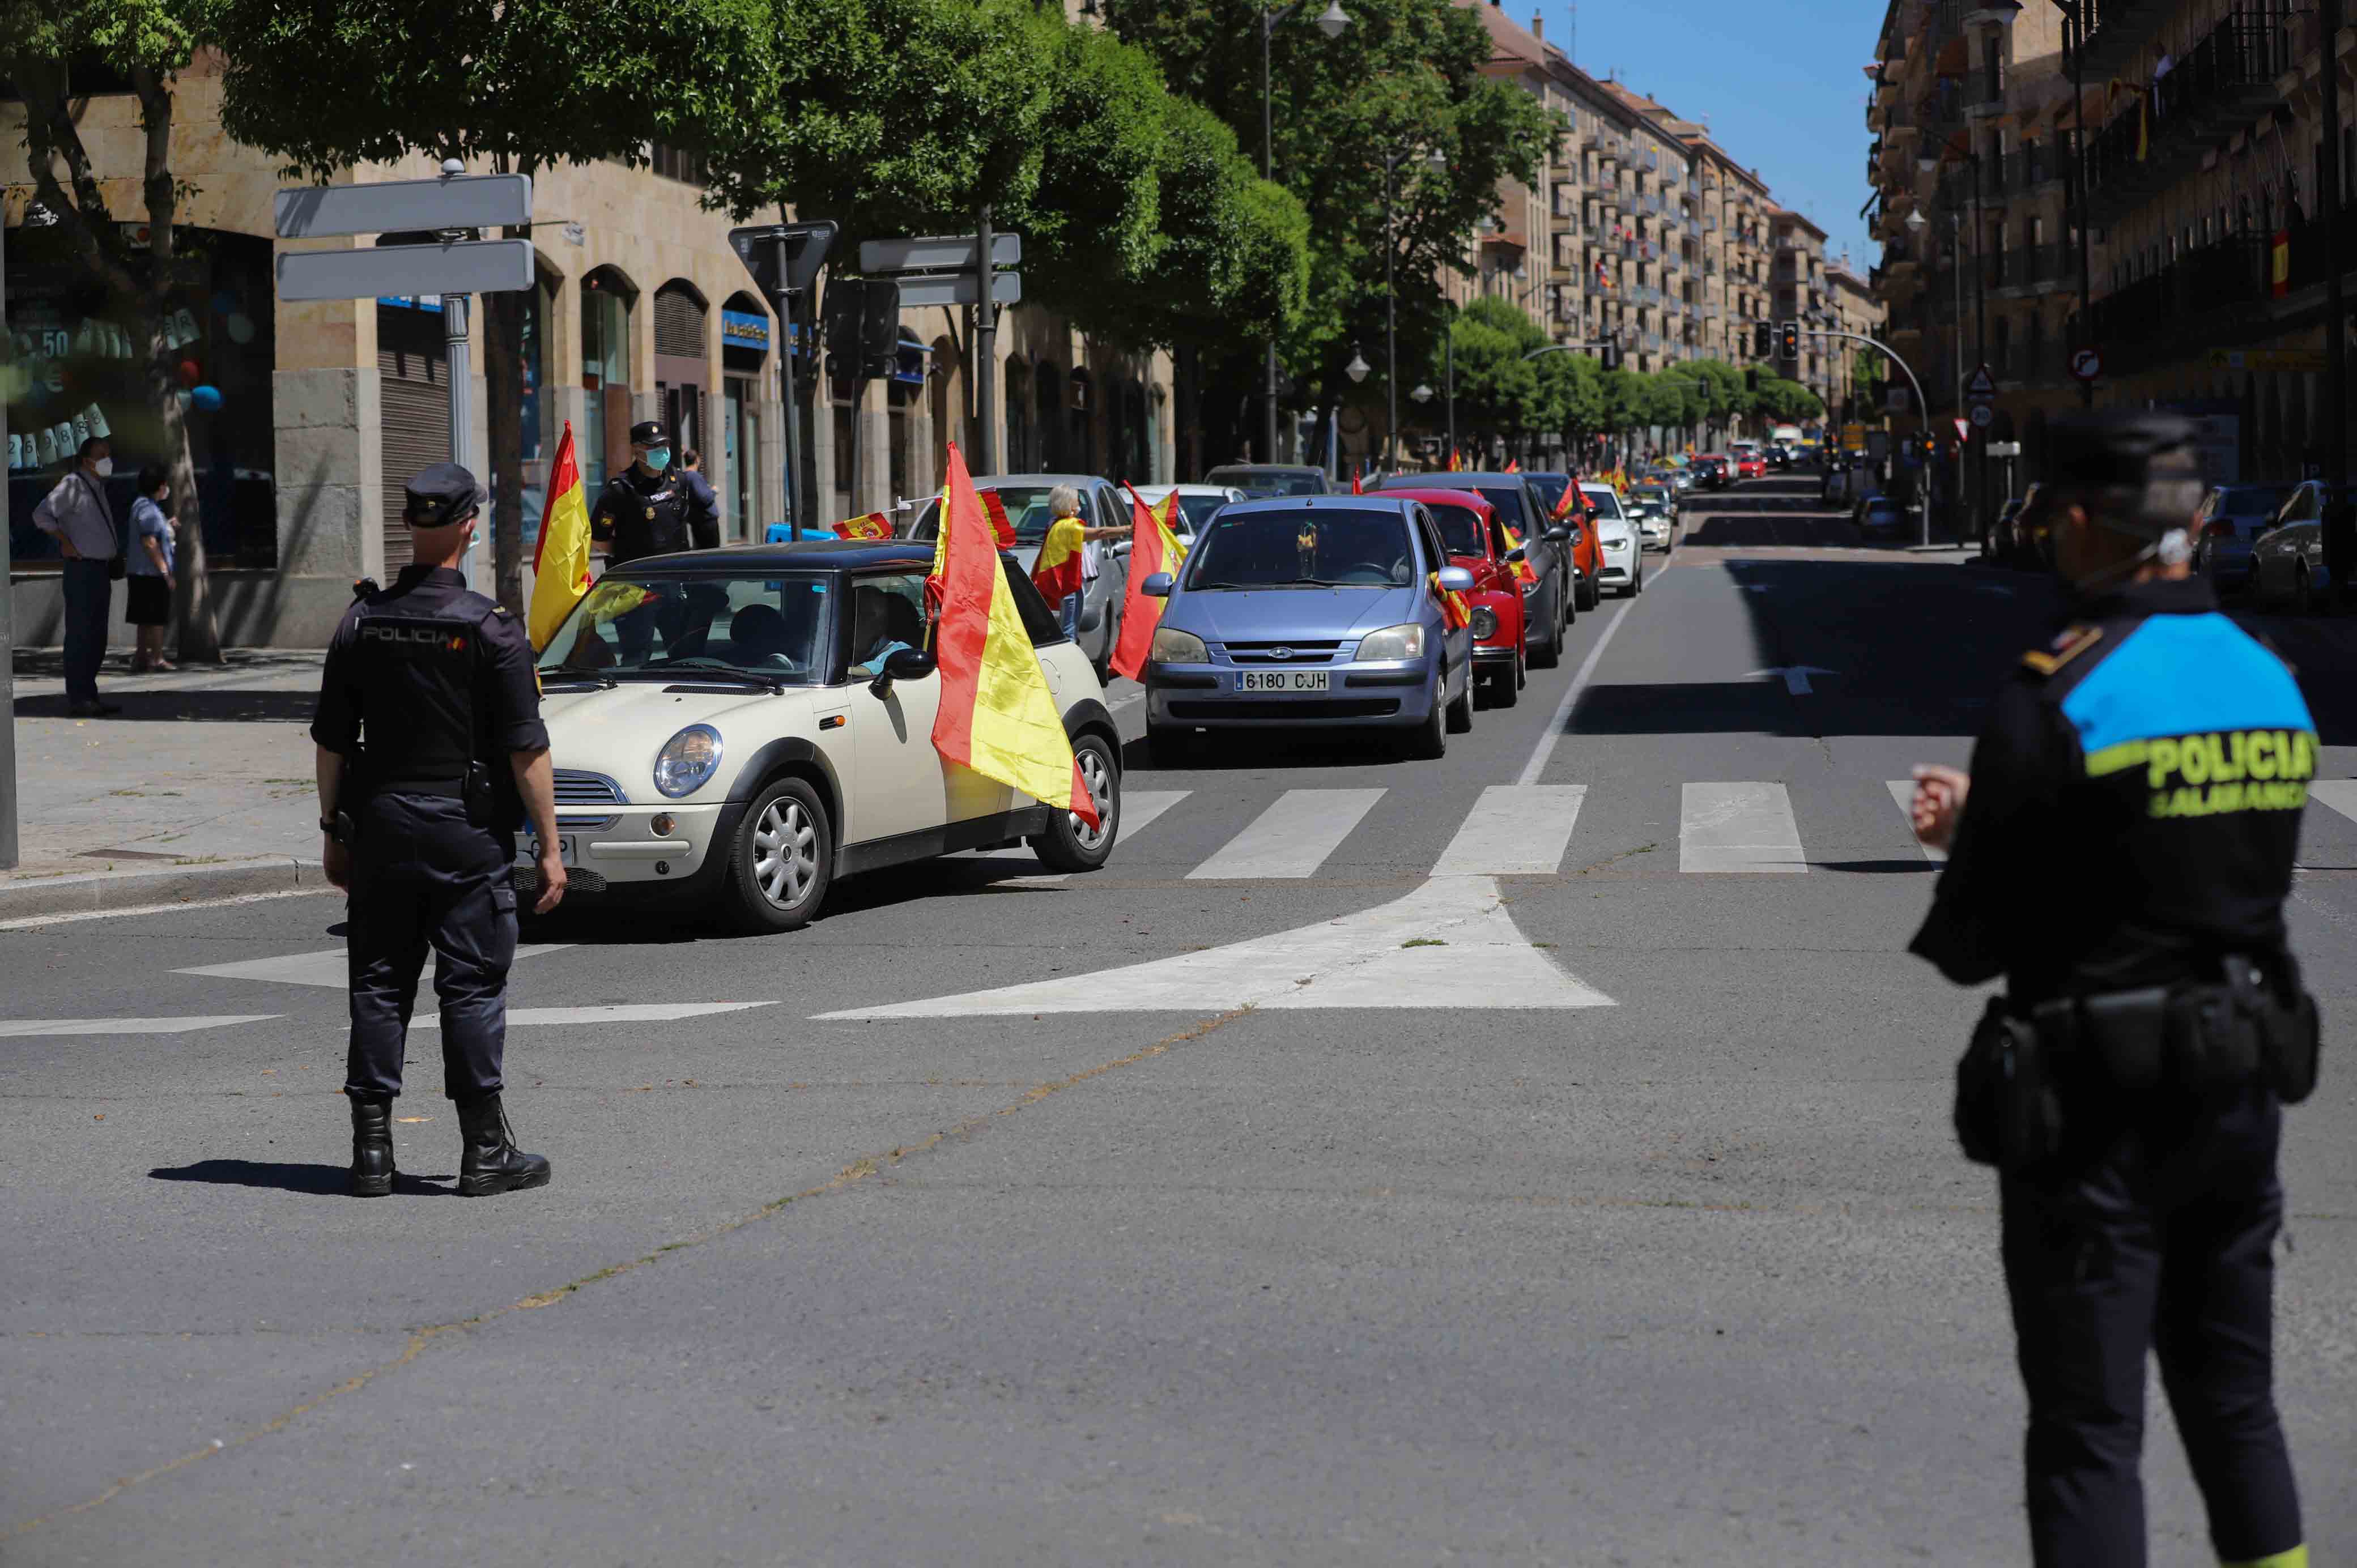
[1054,777,2357,883]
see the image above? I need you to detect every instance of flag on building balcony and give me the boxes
[526,421,592,650]
[1111,483,1190,681]
[930,442,1099,830]
[2271,227,2290,299]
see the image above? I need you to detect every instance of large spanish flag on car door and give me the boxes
[1111,483,1190,681]
[931,444,1100,828]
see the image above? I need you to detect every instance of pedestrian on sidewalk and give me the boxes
[31,435,124,715]
[126,463,177,672]
[676,446,721,542]
[1909,411,2317,1568]
[313,462,568,1199]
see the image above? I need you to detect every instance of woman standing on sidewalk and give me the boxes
[126,465,176,673]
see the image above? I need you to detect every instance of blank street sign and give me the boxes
[275,239,535,302]
[894,272,1024,310]
[274,174,531,240]
[858,233,1023,274]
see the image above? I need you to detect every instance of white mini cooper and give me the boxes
[526,540,1124,932]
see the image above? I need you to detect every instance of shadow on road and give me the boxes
[149,1160,452,1196]
[14,689,319,722]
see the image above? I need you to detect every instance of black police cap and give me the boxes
[2040,410,2203,538]
[629,420,670,448]
[402,462,481,527]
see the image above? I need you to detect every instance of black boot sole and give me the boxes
[351,1169,394,1197]
[456,1166,551,1197]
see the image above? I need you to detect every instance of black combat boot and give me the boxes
[455,1094,552,1196]
[349,1092,395,1197]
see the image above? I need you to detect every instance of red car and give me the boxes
[1731,445,1766,480]
[1385,488,1527,705]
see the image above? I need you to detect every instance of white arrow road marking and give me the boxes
[1188,789,1385,880]
[1432,785,1588,876]
[814,875,1614,1018]
[175,944,572,989]
[409,1002,777,1029]
[2309,779,2357,825]
[1680,783,1807,873]
[0,1015,282,1038]
[1748,666,1839,695]
[1886,780,1948,863]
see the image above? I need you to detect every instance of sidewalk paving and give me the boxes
[5,649,329,918]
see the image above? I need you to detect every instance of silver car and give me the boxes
[905,474,1133,673]
[2248,482,2345,613]
[2191,483,2294,593]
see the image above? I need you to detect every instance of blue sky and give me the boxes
[1526,0,1887,266]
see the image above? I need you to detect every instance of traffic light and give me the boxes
[1779,320,1800,360]
[1598,342,1622,372]
[1751,321,1772,359]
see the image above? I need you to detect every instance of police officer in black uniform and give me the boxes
[312,463,568,1199]
[590,419,716,567]
[1909,412,2319,1568]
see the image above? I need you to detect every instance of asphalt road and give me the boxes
[6,475,2353,1566]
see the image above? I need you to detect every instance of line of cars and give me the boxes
[1985,477,2347,611]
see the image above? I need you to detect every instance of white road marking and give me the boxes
[1186,789,1385,880]
[1750,666,1838,695]
[1432,785,1588,876]
[1516,577,1657,787]
[0,1015,282,1038]
[175,944,572,990]
[1680,783,1807,873]
[1886,780,1948,863]
[2309,780,2357,825]
[815,875,1613,1018]
[955,790,1192,883]
[410,1001,776,1029]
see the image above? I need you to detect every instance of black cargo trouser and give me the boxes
[343,790,518,1102]
[2001,1089,2302,1567]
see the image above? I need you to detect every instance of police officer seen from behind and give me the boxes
[1909,411,2321,1568]
[312,463,568,1199]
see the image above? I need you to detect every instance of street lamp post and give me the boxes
[1261,0,1351,464]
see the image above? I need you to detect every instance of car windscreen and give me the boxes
[1426,503,1488,557]
[1580,488,1624,521]
[1185,508,1414,590]
[1175,493,1230,531]
[1205,468,1326,496]
[1522,475,1568,516]
[1473,486,1531,531]
[538,573,833,683]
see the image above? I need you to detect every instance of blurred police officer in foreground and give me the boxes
[1910,411,2320,1568]
[590,420,716,568]
[311,464,567,1199]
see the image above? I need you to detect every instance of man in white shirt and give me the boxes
[32,436,124,715]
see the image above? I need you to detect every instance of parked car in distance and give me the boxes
[1381,487,1529,706]
[1131,483,1244,543]
[1581,484,1644,594]
[905,474,1131,675]
[2192,483,2296,593]
[1692,454,1730,489]
[1858,494,1907,536]
[1200,464,1331,498]
[1729,443,1765,480]
[1626,485,1674,547]
[527,540,1123,933]
[1138,496,1478,761]
[2249,481,2347,612]
[1373,471,1573,665]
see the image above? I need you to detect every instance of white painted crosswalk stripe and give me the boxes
[2309,779,2357,825]
[0,1015,283,1038]
[1115,789,1192,842]
[175,944,571,989]
[1886,780,1947,863]
[1187,788,1385,880]
[1432,785,1588,876]
[1679,783,1806,873]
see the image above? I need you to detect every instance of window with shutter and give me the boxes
[377,302,452,574]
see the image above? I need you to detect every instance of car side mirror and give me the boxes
[1141,572,1175,598]
[1504,545,1528,563]
[867,645,937,698]
[1434,565,1475,593]
[1544,526,1571,543]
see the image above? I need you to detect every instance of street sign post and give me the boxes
[857,227,1024,473]
[1952,417,1970,442]
[891,273,1024,310]
[272,164,534,587]
[1969,403,1994,428]
[1965,364,1997,402]
[1885,385,1909,414]
[729,219,837,533]
[2069,346,2103,383]
[858,234,1020,274]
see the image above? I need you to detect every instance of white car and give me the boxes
[1129,483,1244,546]
[527,539,1124,932]
[1580,483,1644,597]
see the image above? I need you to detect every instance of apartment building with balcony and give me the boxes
[1827,260,1889,425]
[1772,206,1833,397]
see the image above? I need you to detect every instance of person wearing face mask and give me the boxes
[32,436,125,715]
[126,463,178,672]
[588,420,716,570]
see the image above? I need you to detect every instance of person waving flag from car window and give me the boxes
[1029,484,1120,610]
[1111,483,1190,681]
[932,447,1100,830]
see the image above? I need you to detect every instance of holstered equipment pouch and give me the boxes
[1956,1000,2061,1171]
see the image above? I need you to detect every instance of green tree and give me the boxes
[1753,374,1826,424]
[4,0,226,658]
[210,0,777,612]
[1444,296,1547,458]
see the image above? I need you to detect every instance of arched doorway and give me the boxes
[653,280,710,464]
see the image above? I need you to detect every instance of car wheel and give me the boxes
[723,777,832,934]
[1445,665,1474,734]
[1529,593,1563,670]
[1492,653,1521,708]
[1577,570,1600,612]
[1515,648,1527,690]
[1031,732,1120,874]
[1404,676,1447,760]
[1629,563,1644,596]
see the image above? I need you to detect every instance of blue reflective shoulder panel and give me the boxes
[2060,613,2313,753]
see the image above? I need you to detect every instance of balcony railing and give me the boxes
[2085,11,2292,227]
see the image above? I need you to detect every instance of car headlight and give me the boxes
[1148,626,1207,664]
[1356,623,1426,662]
[1469,606,1500,641]
[653,724,724,799]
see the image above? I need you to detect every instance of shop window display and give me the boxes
[6,227,276,570]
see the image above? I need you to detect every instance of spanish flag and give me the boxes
[980,490,1018,548]
[1350,467,1363,495]
[527,421,593,650]
[1504,459,1520,474]
[831,511,893,540]
[1111,483,1190,681]
[2270,228,2290,299]
[1431,574,1471,630]
[930,443,1100,829]
[1499,522,1538,584]
[1447,448,1463,472]
[1032,510,1087,606]
[1551,483,1581,523]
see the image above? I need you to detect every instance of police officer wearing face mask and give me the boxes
[1908,411,2320,1568]
[312,463,568,1199]
[590,419,717,568]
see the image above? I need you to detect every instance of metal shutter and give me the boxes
[378,304,452,573]
[654,288,704,360]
